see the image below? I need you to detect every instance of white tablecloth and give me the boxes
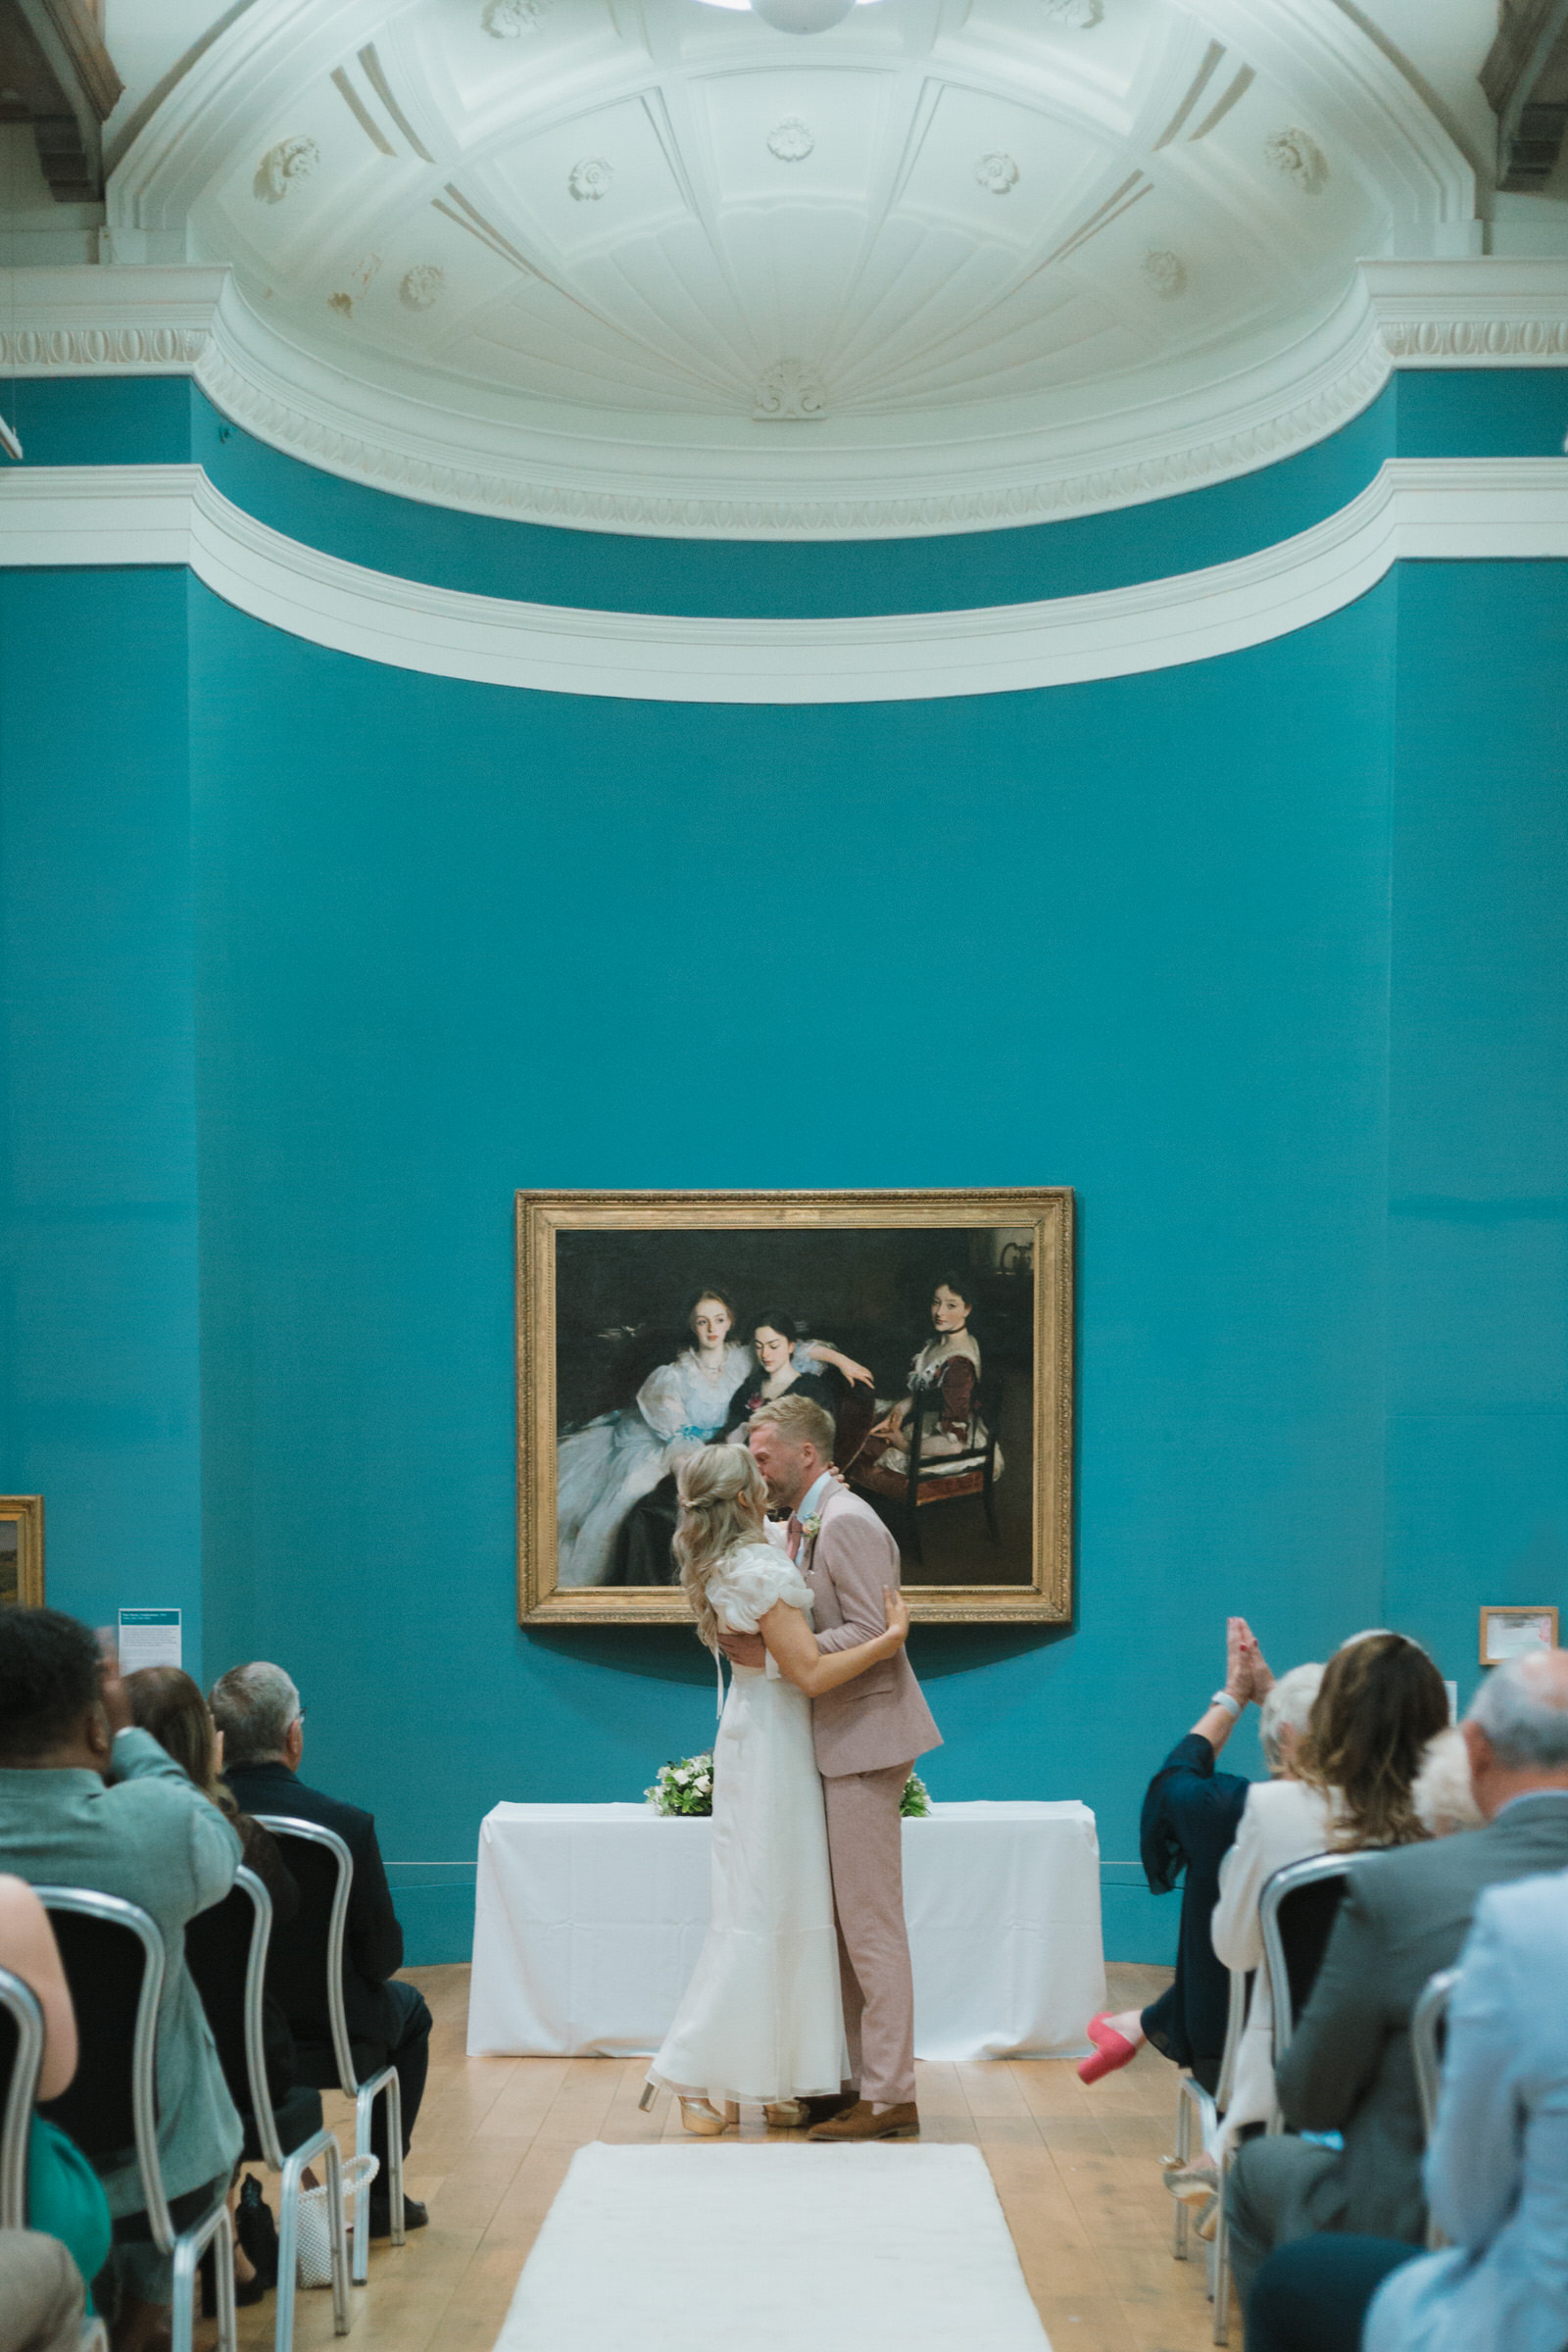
[466,1799,1105,2063]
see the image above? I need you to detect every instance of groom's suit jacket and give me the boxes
[804,1486,941,1779]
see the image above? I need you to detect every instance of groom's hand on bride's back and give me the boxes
[718,1629,767,1668]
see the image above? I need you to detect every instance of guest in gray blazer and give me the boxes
[0,1610,242,2352]
[1226,1647,1568,2314]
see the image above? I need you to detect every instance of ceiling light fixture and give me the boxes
[693,0,886,33]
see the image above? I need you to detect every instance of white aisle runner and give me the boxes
[493,2142,1052,2352]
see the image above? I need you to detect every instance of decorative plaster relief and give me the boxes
[1142,249,1186,298]
[483,0,551,32]
[400,265,447,312]
[767,118,814,163]
[975,152,1020,194]
[752,360,829,419]
[253,136,318,204]
[1041,0,1103,24]
[1264,127,1328,195]
[0,325,211,368]
[567,157,612,202]
[1380,318,1568,358]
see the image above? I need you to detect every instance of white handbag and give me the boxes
[295,2152,378,2287]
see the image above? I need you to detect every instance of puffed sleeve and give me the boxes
[636,1360,688,1440]
[710,1544,814,1633]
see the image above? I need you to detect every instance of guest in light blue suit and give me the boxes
[1363,1862,1568,2352]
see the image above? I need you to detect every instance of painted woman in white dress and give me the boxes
[556,1290,752,1589]
[644,1443,909,2135]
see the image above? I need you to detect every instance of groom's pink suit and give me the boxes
[800,1486,942,2111]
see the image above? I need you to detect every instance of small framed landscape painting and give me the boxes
[1479,1604,1559,1666]
[516,1187,1074,1625]
[0,1498,44,1608]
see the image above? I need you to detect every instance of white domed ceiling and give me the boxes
[110,0,1476,531]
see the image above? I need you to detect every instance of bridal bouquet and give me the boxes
[647,1752,714,1815]
[647,1754,932,1820]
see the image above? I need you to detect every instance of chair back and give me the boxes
[1411,1966,1457,2142]
[33,1886,172,2250]
[250,1819,360,2097]
[1213,1965,1252,2116]
[185,1866,284,2172]
[0,1964,45,2230]
[1259,1852,1361,2063]
[905,1367,1003,1493]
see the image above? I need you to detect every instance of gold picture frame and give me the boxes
[1479,1604,1559,1665]
[0,1497,45,1608]
[517,1188,1074,1625]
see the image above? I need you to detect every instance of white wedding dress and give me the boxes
[648,1542,847,2105]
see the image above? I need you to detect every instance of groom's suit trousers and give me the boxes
[822,1758,917,2109]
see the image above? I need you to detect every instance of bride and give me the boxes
[643,1443,909,2135]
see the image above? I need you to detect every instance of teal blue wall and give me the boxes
[3,374,1566,1966]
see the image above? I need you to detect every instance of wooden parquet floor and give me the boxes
[235,1961,1232,2352]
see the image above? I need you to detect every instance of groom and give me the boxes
[723,1392,942,2141]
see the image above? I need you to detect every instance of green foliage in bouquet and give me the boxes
[646,1752,714,1815]
[647,1754,931,1819]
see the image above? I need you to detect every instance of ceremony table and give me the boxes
[466,1798,1105,2061]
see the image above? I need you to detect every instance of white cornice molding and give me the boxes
[2,456,1565,702]
[3,264,1568,536]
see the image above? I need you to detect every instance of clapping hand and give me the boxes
[95,1629,132,1736]
[1233,1616,1274,1703]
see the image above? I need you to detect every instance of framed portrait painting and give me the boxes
[516,1188,1074,1624]
[0,1497,44,1608]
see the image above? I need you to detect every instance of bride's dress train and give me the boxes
[648,1543,846,2106]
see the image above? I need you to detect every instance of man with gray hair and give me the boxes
[213,1662,431,2239]
[1225,1648,1568,2316]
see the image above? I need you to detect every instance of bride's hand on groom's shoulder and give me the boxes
[882,1587,910,1647]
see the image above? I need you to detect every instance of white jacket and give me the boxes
[1209,1777,1334,2146]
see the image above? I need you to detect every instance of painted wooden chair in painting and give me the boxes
[852,1370,1004,1566]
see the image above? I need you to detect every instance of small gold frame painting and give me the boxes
[1479,1604,1559,1666]
[0,1497,44,1608]
[516,1188,1074,1625]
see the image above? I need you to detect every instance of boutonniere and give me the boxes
[801,1513,823,1542]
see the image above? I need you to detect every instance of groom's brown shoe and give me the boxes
[807,2099,919,2142]
[802,2093,858,2127]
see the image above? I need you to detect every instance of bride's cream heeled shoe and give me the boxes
[763,2100,809,2129]
[679,2098,739,2137]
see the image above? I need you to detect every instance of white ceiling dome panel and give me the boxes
[108,0,1480,534]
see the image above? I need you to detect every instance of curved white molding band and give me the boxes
[2,457,1566,703]
[3,262,1568,540]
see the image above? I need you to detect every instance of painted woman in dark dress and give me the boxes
[611,1312,870,1584]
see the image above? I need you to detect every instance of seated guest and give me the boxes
[0,1875,112,2307]
[1226,1647,1568,2314]
[1080,1617,1267,2087]
[1192,1634,1445,2188]
[1410,1727,1485,1838]
[1246,1860,1568,2352]
[211,1663,429,2237]
[0,1610,242,2352]
[125,1666,324,2301]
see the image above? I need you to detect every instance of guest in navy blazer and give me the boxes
[212,1661,430,2238]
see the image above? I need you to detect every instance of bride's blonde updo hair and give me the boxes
[673,1444,768,1651]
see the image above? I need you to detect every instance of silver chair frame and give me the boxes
[1170,1965,1249,2345]
[252,1819,405,2285]
[35,1886,236,2352]
[1412,1965,1458,2251]
[0,1965,45,2229]
[225,1866,352,2350]
[1259,1851,1364,2087]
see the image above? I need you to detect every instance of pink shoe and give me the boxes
[1077,2013,1139,2084]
